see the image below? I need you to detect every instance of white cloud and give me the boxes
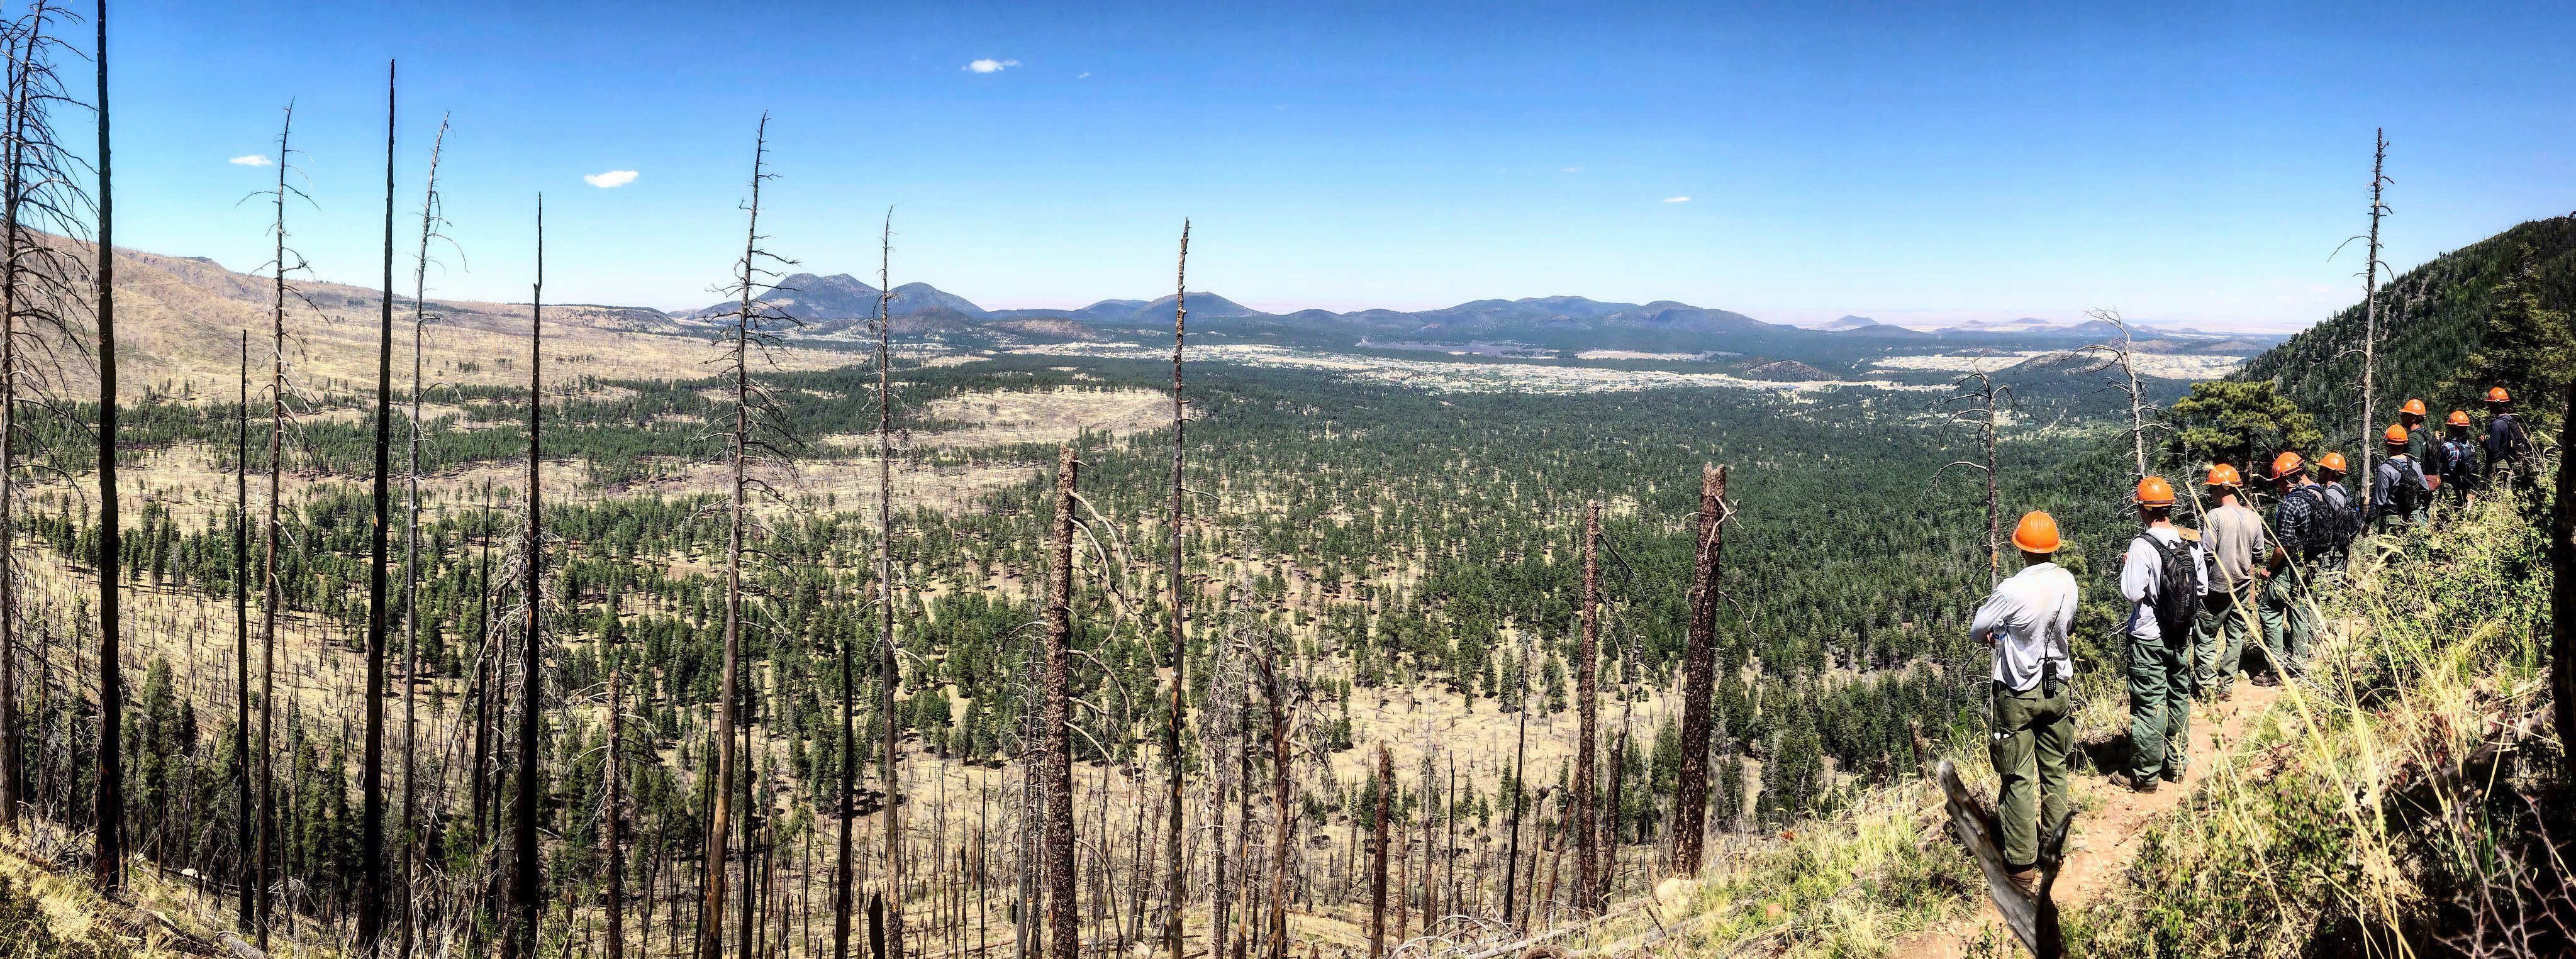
[583,170,639,189]
[1561,167,1583,173]
[1663,196,1691,202]
[967,58,1020,73]
[1076,71,1091,79]
[229,155,271,167]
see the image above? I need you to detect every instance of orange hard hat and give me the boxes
[2487,387,2511,404]
[2400,398,2428,417]
[2446,410,2472,428]
[2134,475,2176,507]
[2205,463,2243,488]
[2385,423,2410,445]
[2010,511,2061,553]
[2270,452,2305,479]
[2318,451,2349,473]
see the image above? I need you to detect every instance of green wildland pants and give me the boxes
[2127,629,2192,782]
[2199,578,2258,694]
[2254,570,2314,679]
[1990,678,2072,868]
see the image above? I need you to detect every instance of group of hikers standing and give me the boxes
[1965,385,2537,894]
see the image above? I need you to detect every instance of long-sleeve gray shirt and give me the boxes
[2121,526,2207,641]
[1970,561,2079,692]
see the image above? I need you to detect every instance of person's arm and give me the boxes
[2119,539,2156,604]
[1969,589,2012,647]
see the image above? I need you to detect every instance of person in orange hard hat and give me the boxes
[2195,464,2263,700]
[2434,411,2482,512]
[2482,387,2534,494]
[2372,424,2431,531]
[2251,453,2326,685]
[2399,399,2433,470]
[2113,476,2205,790]
[2313,452,2357,576]
[1971,510,2078,888]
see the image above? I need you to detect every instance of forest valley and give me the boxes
[1,8,2574,959]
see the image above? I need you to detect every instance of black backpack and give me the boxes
[2389,457,2426,515]
[2141,534,2201,643]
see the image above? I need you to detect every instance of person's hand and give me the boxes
[2257,568,2272,579]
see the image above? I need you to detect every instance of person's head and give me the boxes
[2400,398,2428,426]
[2205,462,2244,503]
[2317,450,2348,482]
[2270,451,2309,488]
[2485,386,2512,413]
[2011,510,2060,566]
[2134,475,2175,524]
[2445,409,2472,436]
[2385,423,2411,455]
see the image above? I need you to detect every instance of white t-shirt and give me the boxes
[2121,526,2208,641]
[1970,562,2078,692]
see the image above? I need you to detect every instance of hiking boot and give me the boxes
[2161,767,2185,784]
[2251,672,2280,687]
[2107,770,2159,793]
[2003,865,2044,899]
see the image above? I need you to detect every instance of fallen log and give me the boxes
[1934,758,2068,959]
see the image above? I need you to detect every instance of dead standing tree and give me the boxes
[251,102,309,948]
[506,193,548,959]
[1042,445,1080,959]
[873,208,902,959]
[400,110,450,959]
[2078,309,2160,481]
[0,0,91,841]
[1936,370,2012,738]
[1162,218,1190,959]
[1936,369,2013,588]
[1670,464,1727,877]
[702,115,800,959]
[87,0,118,894]
[1368,744,1391,959]
[2350,130,2390,495]
[359,60,396,953]
[1571,500,1600,914]
[603,663,627,959]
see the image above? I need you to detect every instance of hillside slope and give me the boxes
[60,241,849,402]
[2239,213,2576,440]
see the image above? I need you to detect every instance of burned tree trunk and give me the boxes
[90,0,121,895]
[1263,651,1290,959]
[1164,218,1191,959]
[604,665,627,959]
[399,111,447,959]
[233,333,250,928]
[1368,745,1390,959]
[255,105,291,949]
[877,211,905,959]
[1671,464,1727,877]
[0,0,39,840]
[704,119,774,959]
[508,194,547,959]
[2358,130,2389,492]
[2553,377,2575,784]
[1042,445,1079,959]
[1572,501,1600,914]
[359,60,395,953]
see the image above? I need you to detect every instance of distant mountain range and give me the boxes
[686,275,2270,350]
[1817,314,2224,340]
[693,282,1786,337]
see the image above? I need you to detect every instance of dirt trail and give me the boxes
[1894,681,2285,958]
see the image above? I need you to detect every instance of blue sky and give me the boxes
[109,1,2576,330]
